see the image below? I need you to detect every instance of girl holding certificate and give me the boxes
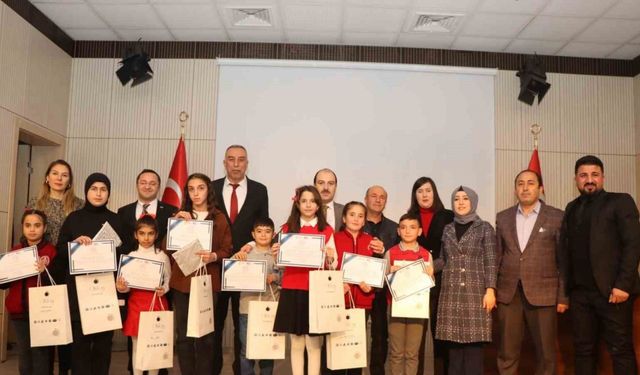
[273,185,336,375]
[117,216,171,375]
[169,173,232,375]
[51,173,125,375]
[1,209,55,375]
[434,186,497,375]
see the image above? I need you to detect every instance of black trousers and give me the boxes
[571,288,637,375]
[370,289,388,375]
[447,342,484,375]
[70,321,114,375]
[174,290,215,375]
[213,291,241,375]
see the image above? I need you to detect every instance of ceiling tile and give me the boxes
[452,36,511,52]
[557,42,621,58]
[87,0,148,4]
[283,4,341,31]
[605,0,640,19]
[541,0,617,17]
[65,28,120,40]
[518,16,593,41]
[607,44,640,59]
[32,3,108,28]
[287,30,341,44]
[505,39,565,55]
[94,4,165,29]
[171,28,228,41]
[343,32,397,46]
[576,18,640,43]
[344,6,407,32]
[154,4,222,29]
[631,34,640,44]
[396,33,455,49]
[117,28,174,41]
[227,29,284,42]
[347,0,413,7]
[478,0,548,14]
[412,0,480,12]
[150,0,211,3]
[460,13,533,38]
[31,0,84,3]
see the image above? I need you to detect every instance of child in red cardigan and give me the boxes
[384,213,434,375]
[1,209,55,375]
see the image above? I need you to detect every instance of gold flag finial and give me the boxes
[530,123,541,150]
[179,111,189,139]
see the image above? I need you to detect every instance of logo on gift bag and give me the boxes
[53,329,59,336]
[272,344,279,350]
[107,314,114,321]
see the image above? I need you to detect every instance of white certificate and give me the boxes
[386,259,435,301]
[0,246,39,284]
[68,240,117,275]
[277,233,325,268]
[341,253,387,288]
[93,222,122,248]
[117,255,164,291]
[166,218,213,251]
[221,259,267,292]
[171,239,205,276]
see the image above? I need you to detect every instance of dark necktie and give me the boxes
[141,203,150,218]
[230,184,240,224]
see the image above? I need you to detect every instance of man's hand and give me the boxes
[609,288,629,304]
[557,304,569,313]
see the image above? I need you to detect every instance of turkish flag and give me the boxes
[162,138,188,208]
[528,148,542,179]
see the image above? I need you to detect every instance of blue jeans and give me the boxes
[239,314,274,375]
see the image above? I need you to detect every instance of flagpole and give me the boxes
[179,111,189,140]
[530,123,541,150]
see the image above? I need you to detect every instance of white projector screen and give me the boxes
[214,59,496,230]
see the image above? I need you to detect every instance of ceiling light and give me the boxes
[516,55,551,105]
[116,42,153,88]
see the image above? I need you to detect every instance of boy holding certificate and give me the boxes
[232,217,280,375]
[384,213,433,375]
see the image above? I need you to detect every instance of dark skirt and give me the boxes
[273,289,316,336]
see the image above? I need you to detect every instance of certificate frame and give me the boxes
[68,240,117,275]
[117,254,164,291]
[276,233,325,268]
[385,259,434,301]
[340,252,387,288]
[221,259,267,292]
[166,218,213,251]
[0,246,39,284]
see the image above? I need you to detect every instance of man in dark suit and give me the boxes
[559,155,640,375]
[495,170,567,375]
[117,169,178,375]
[314,168,343,230]
[212,145,269,375]
[117,169,178,251]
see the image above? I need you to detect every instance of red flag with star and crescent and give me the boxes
[162,138,188,208]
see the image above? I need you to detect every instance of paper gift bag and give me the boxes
[29,270,73,347]
[309,270,347,334]
[187,268,215,338]
[326,308,367,370]
[246,300,285,360]
[391,290,429,319]
[136,294,174,371]
[76,272,122,334]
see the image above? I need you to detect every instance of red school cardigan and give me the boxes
[334,230,376,309]
[280,223,334,291]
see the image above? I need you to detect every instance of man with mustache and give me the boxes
[559,155,640,375]
[314,168,343,230]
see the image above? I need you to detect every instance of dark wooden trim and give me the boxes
[73,40,637,77]
[2,0,73,56]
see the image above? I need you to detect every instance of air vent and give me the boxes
[230,8,272,27]
[411,13,463,33]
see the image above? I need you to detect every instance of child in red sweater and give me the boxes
[1,209,55,375]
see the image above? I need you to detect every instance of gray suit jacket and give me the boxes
[333,202,344,231]
[496,201,567,306]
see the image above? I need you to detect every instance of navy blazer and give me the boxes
[117,200,178,252]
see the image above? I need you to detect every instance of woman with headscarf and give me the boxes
[50,173,125,375]
[434,186,497,375]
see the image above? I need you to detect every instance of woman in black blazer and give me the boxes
[408,176,454,375]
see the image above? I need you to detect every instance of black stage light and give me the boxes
[116,42,153,87]
[516,55,551,105]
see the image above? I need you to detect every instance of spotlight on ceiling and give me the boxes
[516,54,551,106]
[116,41,153,87]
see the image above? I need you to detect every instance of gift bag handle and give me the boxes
[148,290,166,311]
[36,266,57,287]
[258,283,278,302]
[346,288,356,309]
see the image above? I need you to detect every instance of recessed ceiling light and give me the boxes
[410,13,464,33]
[229,7,273,27]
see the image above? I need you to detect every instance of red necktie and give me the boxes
[230,184,239,224]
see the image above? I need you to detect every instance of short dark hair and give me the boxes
[514,169,543,187]
[135,215,158,233]
[574,155,604,174]
[253,217,275,231]
[398,213,420,225]
[313,168,338,185]
[136,169,161,185]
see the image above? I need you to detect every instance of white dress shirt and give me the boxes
[222,177,248,213]
[516,200,541,252]
[135,199,158,219]
[324,201,336,229]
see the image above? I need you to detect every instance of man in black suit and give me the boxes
[117,169,178,375]
[212,145,269,375]
[314,168,343,230]
[560,155,640,375]
[117,169,178,251]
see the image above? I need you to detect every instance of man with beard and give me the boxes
[314,168,343,230]
[559,155,640,375]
